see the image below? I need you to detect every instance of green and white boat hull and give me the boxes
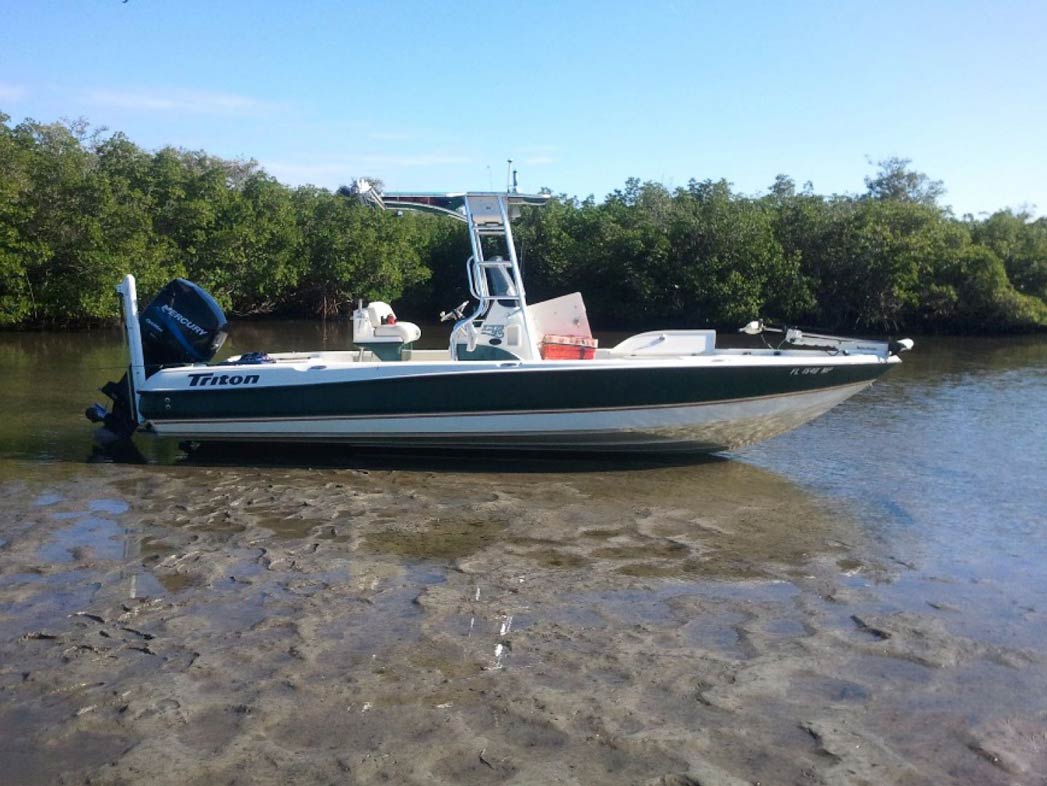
[135,354,894,454]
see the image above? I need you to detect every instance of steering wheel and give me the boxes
[439,301,470,322]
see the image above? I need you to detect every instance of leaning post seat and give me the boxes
[374,321,422,343]
[351,300,421,361]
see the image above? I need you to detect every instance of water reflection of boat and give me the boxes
[88,186,911,454]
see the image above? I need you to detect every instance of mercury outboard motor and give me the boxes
[139,278,228,375]
[86,278,228,442]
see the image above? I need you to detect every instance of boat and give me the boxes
[87,184,912,454]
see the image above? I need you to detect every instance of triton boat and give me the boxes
[87,185,912,454]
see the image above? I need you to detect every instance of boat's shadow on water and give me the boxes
[89,438,728,474]
[182,442,730,474]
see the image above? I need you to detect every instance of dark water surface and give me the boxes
[1,323,1046,784]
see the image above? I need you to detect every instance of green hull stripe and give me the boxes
[141,363,890,422]
[152,380,871,424]
[454,344,521,361]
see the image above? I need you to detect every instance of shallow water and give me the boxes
[1,324,1046,785]
[742,335,1047,652]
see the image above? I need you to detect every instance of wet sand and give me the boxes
[1,455,1045,786]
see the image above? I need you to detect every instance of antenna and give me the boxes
[506,159,513,192]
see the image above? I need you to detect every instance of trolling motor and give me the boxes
[739,320,914,357]
[87,277,228,443]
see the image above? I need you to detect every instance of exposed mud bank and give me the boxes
[1,457,1044,785]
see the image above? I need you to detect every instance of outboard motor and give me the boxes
[139,279,228,375]
[87,278,228,442]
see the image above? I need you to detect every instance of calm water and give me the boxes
[741,333,1047,652]
[2,324,1046,637]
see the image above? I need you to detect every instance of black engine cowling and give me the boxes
[140,278,228,374]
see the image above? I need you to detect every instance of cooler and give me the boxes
[540,334,598,360]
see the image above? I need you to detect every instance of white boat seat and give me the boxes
[373,321,421,344]
[366,301,396,325]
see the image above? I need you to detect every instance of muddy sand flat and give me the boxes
[1,457,1044,785]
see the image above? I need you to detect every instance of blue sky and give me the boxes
[2,1,1045,216]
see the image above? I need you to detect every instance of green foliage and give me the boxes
[515,179,812,328]
[294,188,429,317]
[755,161,1047,332]
[514,160,1046,333]
[0,113,36,325]
[970,210,1047,302]
[0,115,429,324]
[864,157,946,206]
[0,112,1043,334]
